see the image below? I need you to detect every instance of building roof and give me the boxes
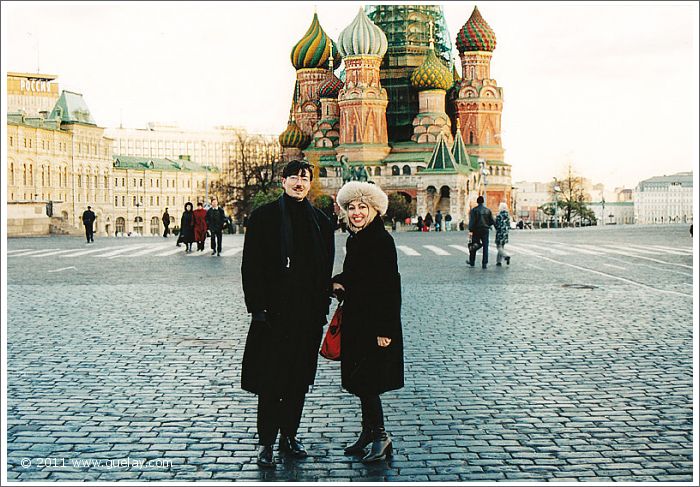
[49,90,96,125]
[7,112,62,131]
[112,155,218,173]
[637,172,693,188]
[338,7,388,58]
[291,13,340,70]
[410,47,453,91]
[456,6,497,53]
[424,132,456,173]
[451,123,471,168]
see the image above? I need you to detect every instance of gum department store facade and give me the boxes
[279,5,512,219]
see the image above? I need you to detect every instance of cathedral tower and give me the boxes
[336,8,391,164]
[290,13,340,138]
[454,6,511,208]
[410,23,453,145]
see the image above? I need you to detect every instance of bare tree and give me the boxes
[211,130,282,221]
[552,163,593,224]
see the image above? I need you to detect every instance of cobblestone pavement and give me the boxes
[5,225,695,482]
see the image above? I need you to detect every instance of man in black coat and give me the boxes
[241,160,335,468]
[162,208,171,237]
[205,196,226,256]
[468,195,495,268]
[81,206,96,243]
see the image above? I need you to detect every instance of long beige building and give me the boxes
[6,72,223,237]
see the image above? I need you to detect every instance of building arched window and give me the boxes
[9,162,14,185]
[402,165,411,175]
[319,168,327,177]
[469,132,474,145]
[374,167,381,176]
[392,165,400,176]
[150,217,160,236]
[116,217,126,234]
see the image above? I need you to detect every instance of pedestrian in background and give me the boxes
[495,202,512,267]
[193,202,208,252]
[206,196,226,256]
[468,195,495,269]
[333,181,404,464]
[162,208,171,237]
[180,202,195,253]
[241,160,335,468]
[445,213,452,232]
[424,212,433,231]
[435,210,443,232]
[81,206,96,243]
[417,215,424,232]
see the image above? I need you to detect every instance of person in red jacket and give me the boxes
[193,201,208,251]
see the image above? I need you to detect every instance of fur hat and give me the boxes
[336,181,389,216]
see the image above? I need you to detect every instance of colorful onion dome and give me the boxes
[456,6,497,53]
[337,8,388,58]
[291,13,341,70]
[279,119,306,148]
[318,72,344,98]
[411,48,453,91]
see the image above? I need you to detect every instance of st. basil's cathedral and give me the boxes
[279,5,512,220]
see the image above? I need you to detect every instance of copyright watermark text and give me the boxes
[20,456,171,469]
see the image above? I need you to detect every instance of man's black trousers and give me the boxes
[85,225,94,242]
[210,230,223,253]
[257,390,307,446]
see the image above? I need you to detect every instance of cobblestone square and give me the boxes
[4,225,695,482]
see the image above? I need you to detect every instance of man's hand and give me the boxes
[377,337,391,347]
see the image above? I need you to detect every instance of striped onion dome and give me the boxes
[279,119,306,148]
[337,8,388,58]
[291,13,341,70]
[318,72,344,98]
[456,6,497,53]
[411,48,453,91]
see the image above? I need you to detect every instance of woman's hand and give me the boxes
[377,336,392,347]
[332,283,345,300]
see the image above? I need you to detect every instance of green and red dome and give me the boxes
[456,6,497,53]
[318,73,344,98]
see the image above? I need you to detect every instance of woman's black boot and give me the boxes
[361,427,392,463]
[344,422,372,455]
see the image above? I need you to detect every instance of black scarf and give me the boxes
[279,194,326,275]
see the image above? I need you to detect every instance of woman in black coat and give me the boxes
[180,202,195,253]
[332,181,404,463]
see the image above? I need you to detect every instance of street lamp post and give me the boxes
[552,179,561,229]
[601,196,605,226]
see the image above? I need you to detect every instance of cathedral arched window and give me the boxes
[374,167,381,176]
[402,165,411,175]
[392,165,400,176]
[469,132,474,145]
[319,168,327,177]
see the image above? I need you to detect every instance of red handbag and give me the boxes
[320,304,342,361]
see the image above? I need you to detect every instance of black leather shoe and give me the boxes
[506,256,511,266]
[279,436,308,458]
[482,264,487,269]
[256,445,275,468]
[361,427,393,463]
[344,426,373,455]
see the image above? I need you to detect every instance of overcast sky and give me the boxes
[2,1,698,190]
